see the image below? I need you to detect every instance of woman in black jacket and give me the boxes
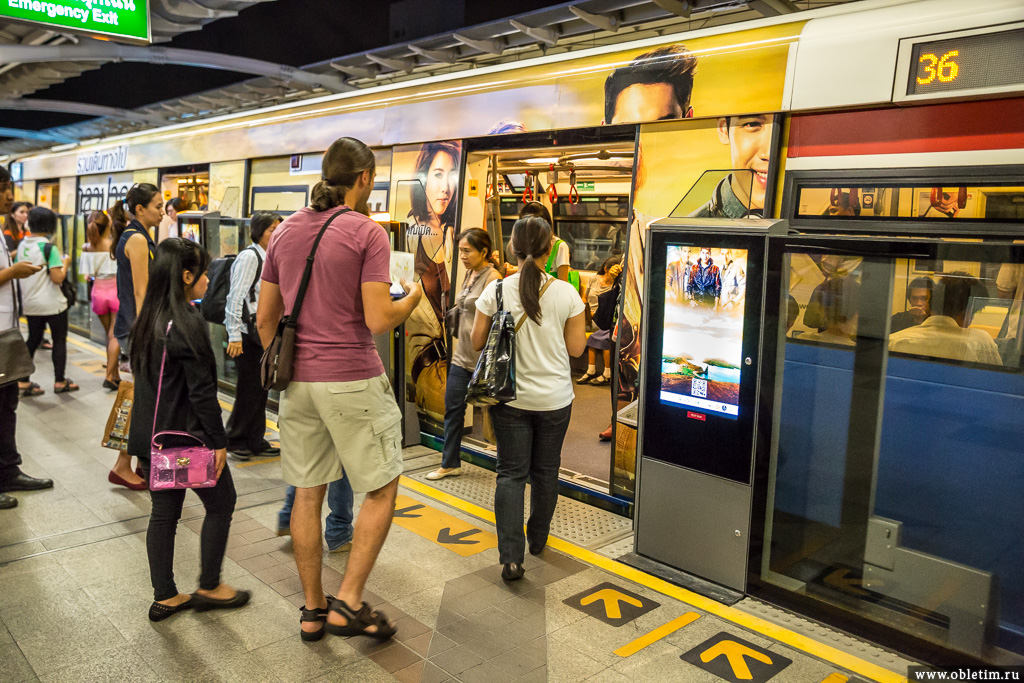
[128,238,249,622]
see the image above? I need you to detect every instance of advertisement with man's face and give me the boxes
[392,142,463,426]
[613,114,778,493]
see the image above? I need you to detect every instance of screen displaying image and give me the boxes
[660,244,747,419]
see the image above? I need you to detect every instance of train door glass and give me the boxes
[202,217,252,390]
[762,239,1024,662]
[461,142,635,493]
[161,172,210,211]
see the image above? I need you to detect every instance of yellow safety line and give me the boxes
[614,612,701,657]
[822,674,851,683]
[398,476,906,683]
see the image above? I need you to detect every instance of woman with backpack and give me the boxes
[15,207,77,396]
[128,238,248,622]
[472,217,587,581]
[577,255,623,386]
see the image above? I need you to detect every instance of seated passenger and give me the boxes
[891,277,934,334]
[799,277,859,346]
[578,256,623,386]
[888,273,1002,365]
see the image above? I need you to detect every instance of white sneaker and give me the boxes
[425,468,462,481]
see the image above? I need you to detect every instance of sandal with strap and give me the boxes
[300,602,330,642]
[325,597,396,641]
[53,379,79,394]
[19,383,43,397]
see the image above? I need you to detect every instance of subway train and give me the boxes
[7,0,1023,668]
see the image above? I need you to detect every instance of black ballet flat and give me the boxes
[149,598,193,622]
[191,590,251,613]
[102,379,121,390]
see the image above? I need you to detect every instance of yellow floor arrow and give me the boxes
[700,640,774,680]
[823,568,870,597]
[580,588,644,619]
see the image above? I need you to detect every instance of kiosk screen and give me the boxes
[660,245,747,419]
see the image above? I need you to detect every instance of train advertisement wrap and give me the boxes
[19,23,799,180]
[392,141,463,427]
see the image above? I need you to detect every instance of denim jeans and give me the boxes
[278,474,354,550]
[441,363,474,469]
[490,403,573,565]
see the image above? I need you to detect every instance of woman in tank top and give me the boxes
[79,210,121,390]
[426,229,500,481]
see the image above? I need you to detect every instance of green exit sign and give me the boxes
[1,1,150,43]
[578,181,595,191]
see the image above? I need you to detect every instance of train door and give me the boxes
[456,130,637,497]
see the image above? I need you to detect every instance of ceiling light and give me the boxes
[524,157,559,164]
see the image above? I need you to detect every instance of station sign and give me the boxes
[1,1,151,44]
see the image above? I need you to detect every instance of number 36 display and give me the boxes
[907,26,1024,96]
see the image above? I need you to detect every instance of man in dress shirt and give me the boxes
[224,212,281,460]
[888,273,1001,366]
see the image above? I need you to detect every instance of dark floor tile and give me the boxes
[253,563,297,585]
[496,595,543,620]
[393,617,432,643]
[435,616,479,645]
[426,632,458,657]
[347,636,401,657]
[230,518,267,534]
[392,658,426,683]
[225,544,264,562]
[459,660,515,683]
[464,630,518,661]
[464,605,514,633]
[268,550,293,564]
[542,551,587,576]
[240,526,278,543]
[368,642,422,673]
[518,665,547,683]
[405,631,433,657]
[269,575,303,596]
[430,642,485,676]
[443,573,492,599]
[420,661,452,683]
[490,644,546,678]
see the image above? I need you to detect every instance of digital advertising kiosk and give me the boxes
[633,218,784,592]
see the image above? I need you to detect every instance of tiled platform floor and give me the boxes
[0,336,897,682]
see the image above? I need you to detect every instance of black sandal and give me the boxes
[325,597,396,641]
[300,603,330,642]
[19,383,43,397]
[149,598,193,622]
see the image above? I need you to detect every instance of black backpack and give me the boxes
[200,246,263,329]
[42,243,76,310]
[593,274,621,332]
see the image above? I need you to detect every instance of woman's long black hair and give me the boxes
[508,217,553,325]
[109,183,159,257]
[410,141,460,227]
[129,238,211,380]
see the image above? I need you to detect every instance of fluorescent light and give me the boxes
[524,157,559,164]
[371,212,391,222]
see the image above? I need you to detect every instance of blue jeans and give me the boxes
[491,403,572,565]
[441,363,474,469]
[278,475,354,550]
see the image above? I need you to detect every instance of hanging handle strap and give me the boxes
[288,208,351,325]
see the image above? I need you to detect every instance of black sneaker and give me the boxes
[228,450,253,462]
[501,563,525,582]
[257,446,281,458]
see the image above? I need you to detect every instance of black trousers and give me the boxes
[25,310,69,383]
[0,382,23,483]
[225,334,269,453]
[145,467,237,602]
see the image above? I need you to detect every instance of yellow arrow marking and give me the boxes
[580,588,644,619]
[824,569,870,597]
[821,674,850,683]
[615,612,701,657]
[700,640,773,680]
[390,494,497,557]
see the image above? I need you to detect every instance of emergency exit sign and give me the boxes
[2,0,150,43]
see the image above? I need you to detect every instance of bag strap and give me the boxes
[545,240,561,274]
[514,277,556,334]
[151,321,173,445]
[288,208,350,324]
[247,246,264,304]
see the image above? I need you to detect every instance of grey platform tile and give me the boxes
[131,620,253,680]
[459,660,516,683]
[431,641,486,676]
[386,584,446,631]
[664,612,776,654]
[251,632,363,683]
[609,639,711,682]
[490,640,548,678]
[420,660,454,683]
[37,644,161,683]
[38,524,118,551]
[0,540,45,564]
[17,620,129,676]
[547,640,607,683]
[767,642,858,683]
[312,657,395,683]
[426,631,459,658]
[368,641,423,673]
[549,617,631,669]
[1,588,102,642]
[0,642,36,683]
[587,666,632,682]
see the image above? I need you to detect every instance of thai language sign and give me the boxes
[76,145,130,175]
[2,0,150,43]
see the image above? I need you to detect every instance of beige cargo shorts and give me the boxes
[278,373,403,492]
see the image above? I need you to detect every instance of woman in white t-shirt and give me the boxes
[473,217,586,582]
[15,207,78,395]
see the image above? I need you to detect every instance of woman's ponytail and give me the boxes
[508,217,553,325]
[108,200,129,257]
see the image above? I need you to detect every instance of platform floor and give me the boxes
[0,334,912,683]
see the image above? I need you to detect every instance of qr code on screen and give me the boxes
[691,378,708,398]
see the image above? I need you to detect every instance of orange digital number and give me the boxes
[917,53,938,84]
[918,49,960,85]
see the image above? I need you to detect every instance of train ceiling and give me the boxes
[0,0,858,159]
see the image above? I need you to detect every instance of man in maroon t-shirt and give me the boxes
[258,137,421,641]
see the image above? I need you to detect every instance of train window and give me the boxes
[794,184,1024,222]
[553,196,628,271]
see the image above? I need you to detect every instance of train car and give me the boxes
[7,0,1023,666]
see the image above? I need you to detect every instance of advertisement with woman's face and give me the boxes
[392,141,463,426]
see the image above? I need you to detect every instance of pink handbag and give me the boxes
[149,322,218,491]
